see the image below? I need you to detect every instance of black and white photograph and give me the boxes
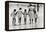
[5,1,45,31]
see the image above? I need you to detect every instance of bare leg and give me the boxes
[12,17,16,26]
[24,17,26,25]
[35,18,37,24]
[19,17,21,25]
[30,19,31,24]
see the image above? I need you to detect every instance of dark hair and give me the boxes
[19,8,22,10]
[14,9,16,12]
[24,9,26,12]
[28,8,31,13]
[29,8,32,11]
[33,9,36,14]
